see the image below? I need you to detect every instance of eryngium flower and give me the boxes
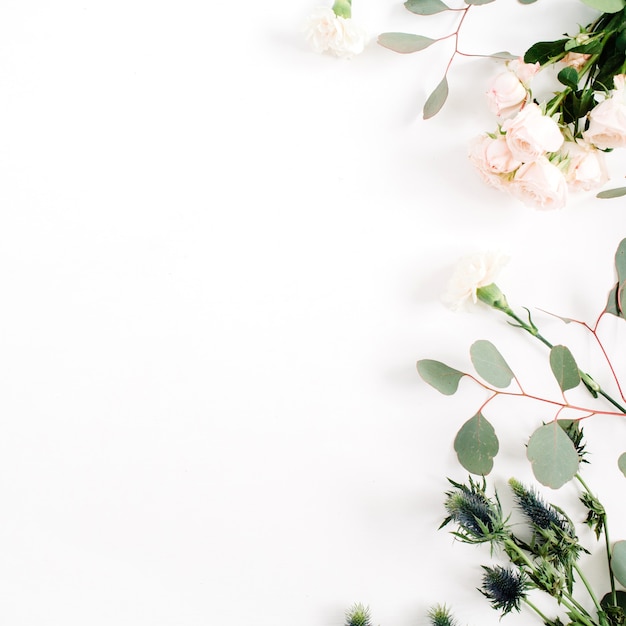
[480,565,528,615]
[344,603,371,626]
[441,477,507,545]
[428,604,458,626]
[509,478,568,531]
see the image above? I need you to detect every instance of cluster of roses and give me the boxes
[469,55,626,210]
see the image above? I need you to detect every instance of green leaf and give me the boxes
[416,359,465,395]
[613,541,626,587]
[579,0,625,12]
[615,238,626,285]
[557,66,579,89]
[404,0,450,14]
[377,33,436,54]
[423,76,448,119]
[601,590,626,613]
[618,452,626,478]
[454,413,499,475]
[604,283,620,317]
[524,39,567,65]
[488,51,519,60]
[469,340,514,388]
[464,0,495,4]
[518,0,538,4]
[549,345,580,392]
[527,422,579,488]
[597,187,626,199]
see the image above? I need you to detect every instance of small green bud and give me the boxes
[476,283,510,312]
[332,0,352,18]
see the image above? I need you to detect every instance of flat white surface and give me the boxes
[1,1,626,625]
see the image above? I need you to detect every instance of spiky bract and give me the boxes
[480,565,528,615]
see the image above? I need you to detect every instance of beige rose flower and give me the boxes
[510,157,567,210]
[560,140,609,192]
[503,103,564,163]
[469,134,521,189]
[584,75,626,149]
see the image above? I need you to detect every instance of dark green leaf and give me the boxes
[524,39,567,65]
[613,541,626,586]
[579,0,625,12]
[549,345,580,392]
[454,413,499,475]
[600,590,626,613]
[416,359,465,395]
[527,423,579,488]
[377,33,436,54]
[557,66,579,89]
[469,340,514,388]
[404,0,450,14]
[619,452,626,478]
[423,76,448,119]
[597,187,626,199]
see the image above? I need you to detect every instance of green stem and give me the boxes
[496,305,626,414]
[573,562,602,613]
[523,597,551,623]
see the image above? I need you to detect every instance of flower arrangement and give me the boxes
[343,239,626,625]
[306,0,626,208]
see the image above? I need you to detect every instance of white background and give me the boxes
[2,1,626,625]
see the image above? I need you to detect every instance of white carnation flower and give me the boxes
[305,7,368,59]
[443,251,509,311]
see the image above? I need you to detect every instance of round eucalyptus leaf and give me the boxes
[404,0,450,14]
[416,359,465,395]
[601,590,626,612]
[549,345,580,392]
[377,33,436,54]
[613,541,626,587]
[579,0,625,12]
[470,340,514,389]
[527,423,579,488]
[423,76,448,120]
[618,453,626,478]
[454,413,499,475]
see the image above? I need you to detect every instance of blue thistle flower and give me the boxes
[344,603,371,626]
[508,479,568,532]
[441,477,507,545]
[480,565,528,615]
[428,604,458,626]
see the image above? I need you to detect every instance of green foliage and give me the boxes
[377,32,436,53]
[404,0,450,14]
[557,67,579,90]
[454,413,499,475]
[579,0,625,12]
[618,452,626,478]
[549,345,581,392]
[523,39,567,65]
[417,359,465,395]
[423,77,449,120]
[527,423,579,488]
[470,340,514,388]
[612,542,626,587]
[598,188,626,199]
